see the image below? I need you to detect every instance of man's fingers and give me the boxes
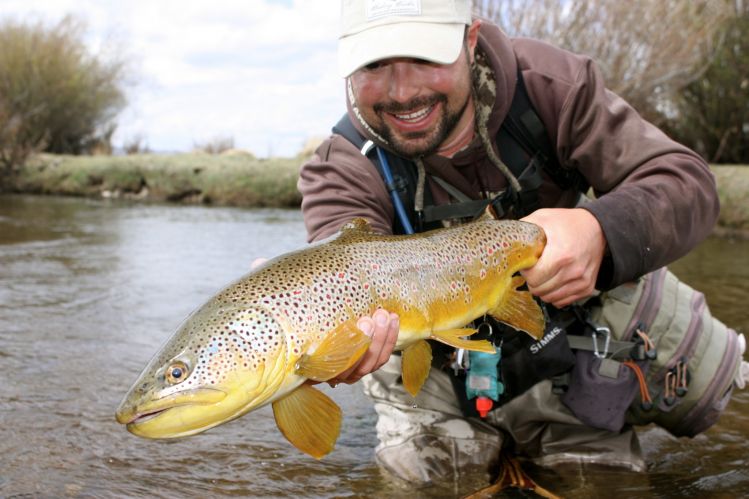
[327,309,398,387]
[374,312,399,369]
[520,256,560,293]
[352,310,389,374]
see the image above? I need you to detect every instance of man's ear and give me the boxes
[467,19,482,63]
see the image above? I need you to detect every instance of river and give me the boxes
[0,194,747,498]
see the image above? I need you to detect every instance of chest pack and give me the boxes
[332,72,743,437]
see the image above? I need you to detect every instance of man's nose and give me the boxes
[387,62,421,104]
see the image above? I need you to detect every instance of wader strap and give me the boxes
[500,71,588,194]
[566,335,647,361]
[424,176,492,221]
[332,116,436,233]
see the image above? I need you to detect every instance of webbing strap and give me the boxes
[425,176,491,221]
[566,335,646,361]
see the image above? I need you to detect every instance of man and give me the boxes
[297,0,719,485]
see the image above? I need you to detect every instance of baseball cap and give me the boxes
[338,0,472,77]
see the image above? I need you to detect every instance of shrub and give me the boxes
[192,136,235,155]
[0,15,127,176]
[123,134,151,155]
[661,7,749,164]
[472,0,731,126]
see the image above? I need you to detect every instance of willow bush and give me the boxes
[661,4,749,164]
[0,15,127,177]
[472,0,731,128]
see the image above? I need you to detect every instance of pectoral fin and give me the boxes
[401,340,432,397]
[295,319,371,381]
[431,328,495,353]
[489,276,545,340]
[272,384,341,459]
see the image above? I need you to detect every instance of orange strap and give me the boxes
[623,360,652,405]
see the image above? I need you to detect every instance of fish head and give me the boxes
[115,303,291,438]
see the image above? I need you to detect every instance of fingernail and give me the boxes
[358,319,374,337]
[375,310,388,327]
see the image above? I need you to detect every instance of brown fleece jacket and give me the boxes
[298,20,719,290]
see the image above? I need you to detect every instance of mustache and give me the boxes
[373,94,446,115]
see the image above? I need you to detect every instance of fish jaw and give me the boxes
[116,357,287,439]
[116,387,227,438]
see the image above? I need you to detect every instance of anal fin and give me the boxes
[272,384,341,459]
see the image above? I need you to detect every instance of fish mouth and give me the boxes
[115,387,227,425]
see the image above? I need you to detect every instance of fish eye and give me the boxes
[165,360,190,385]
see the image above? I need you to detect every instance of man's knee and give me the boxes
[375,432,502,484]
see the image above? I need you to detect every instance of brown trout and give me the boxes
[115,217,546,458]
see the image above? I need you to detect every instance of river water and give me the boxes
[0,194,747,498]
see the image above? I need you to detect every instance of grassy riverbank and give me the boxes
[9,152,303,207]
[4,153,749,236]
[711,165,749,236]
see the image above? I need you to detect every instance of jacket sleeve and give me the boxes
[549,57,720,289]
[298,134,395,243]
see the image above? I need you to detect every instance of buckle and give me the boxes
[592,325,611,358]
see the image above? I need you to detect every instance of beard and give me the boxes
[369,93,470,159]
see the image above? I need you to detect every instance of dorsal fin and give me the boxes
[340,218,373,233]
[333,218,376,243]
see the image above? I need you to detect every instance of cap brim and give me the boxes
[338,22,466,78]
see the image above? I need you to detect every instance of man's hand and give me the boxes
[520,208,607,308]
[327,309,399,386]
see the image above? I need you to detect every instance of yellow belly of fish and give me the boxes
[387,268,514,351]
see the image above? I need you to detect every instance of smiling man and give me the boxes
[297,0,719,486]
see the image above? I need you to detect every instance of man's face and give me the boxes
[348,24,479,158]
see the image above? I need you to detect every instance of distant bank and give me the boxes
[4,153,748,238]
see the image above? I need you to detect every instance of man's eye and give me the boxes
[364,61,385,71]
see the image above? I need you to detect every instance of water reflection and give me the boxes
[0,195,747,498]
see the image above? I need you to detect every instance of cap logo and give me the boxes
[366,0,421,21]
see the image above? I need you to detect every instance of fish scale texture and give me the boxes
[212,219,545,355]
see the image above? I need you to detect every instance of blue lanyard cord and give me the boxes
[375,146,415,235]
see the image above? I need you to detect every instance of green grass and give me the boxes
[6,155,748,235]
[12,153,302,207]
[712,165,749,234]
